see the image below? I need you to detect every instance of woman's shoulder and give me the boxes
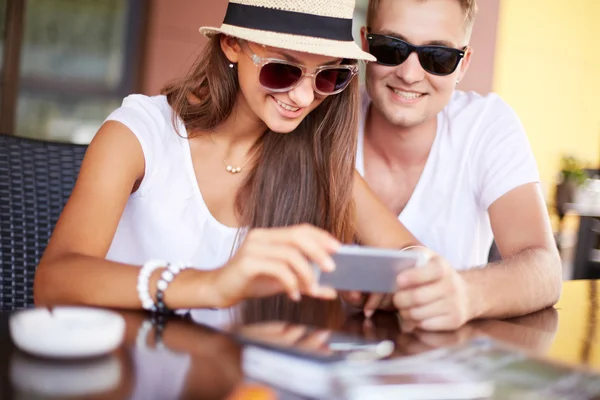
[110,94,173,128]
[120,93,171,111]
[104,94,186,192]
[105,94,183,146]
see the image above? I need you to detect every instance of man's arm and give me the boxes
[393,182,561,331]
[352,170,420,248]
[462,182,562,319]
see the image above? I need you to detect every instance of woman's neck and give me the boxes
[209,93,267,148]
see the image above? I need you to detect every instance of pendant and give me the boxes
[226,165,242,174]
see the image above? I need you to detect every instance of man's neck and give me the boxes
[364,104,438,168]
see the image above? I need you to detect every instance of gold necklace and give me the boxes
[209,134,260,174]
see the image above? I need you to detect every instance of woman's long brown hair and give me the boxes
[163,35,359,323]
[164,36,360,320]
[163,35,359,244]
[164,36,361,321]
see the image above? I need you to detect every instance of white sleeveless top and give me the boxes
[104,94,240,269]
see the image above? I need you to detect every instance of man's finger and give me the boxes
[341,291,366,307]
[364,293,384,318]
[401,298,449,322]
[396,257,446,289]
[393,280,446,309]
[418,314,465,332]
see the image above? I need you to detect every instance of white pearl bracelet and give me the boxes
[137,260,169,311]
[155,262,190,313]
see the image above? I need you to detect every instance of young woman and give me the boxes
[34,0,419,313]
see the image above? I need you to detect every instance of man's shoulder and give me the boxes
[445,90,517,121]
[442,91,524,144]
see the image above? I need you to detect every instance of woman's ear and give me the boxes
[220,35,243,64]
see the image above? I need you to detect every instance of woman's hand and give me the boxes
[208,224,341,308]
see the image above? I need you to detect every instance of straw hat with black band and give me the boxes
[200,0,376,62]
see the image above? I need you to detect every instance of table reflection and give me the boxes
[3,281,595,400]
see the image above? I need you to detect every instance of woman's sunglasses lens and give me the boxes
[260,62,303,90]
[419,47,459,76]
[315,68,353,93]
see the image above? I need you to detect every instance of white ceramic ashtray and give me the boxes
[11,352,122,396]
[10,307,125,359]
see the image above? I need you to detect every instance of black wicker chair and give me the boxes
[0,134,87,311]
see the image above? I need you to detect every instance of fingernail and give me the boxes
[291,291,301,302]
[397,275,407,287]
[324,258,336,272]
[311,283,320,296]
[364,309,374,319]
[330,240,341,251]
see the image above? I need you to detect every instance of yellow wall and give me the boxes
[549,282,600,368]
[493,0,600,200]
[495,3,600,368]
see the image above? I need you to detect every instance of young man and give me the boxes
[350,0,562,331]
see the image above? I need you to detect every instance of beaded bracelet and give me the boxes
[155,262,190,313]
[151,312,169,350]
[135,317,167,351]
[137,260,169,311]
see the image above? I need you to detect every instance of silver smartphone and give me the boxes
[314,245,429,293]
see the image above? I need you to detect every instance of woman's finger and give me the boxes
[274,225,339,273]
[245,259,301,301]
[252,243,316,292]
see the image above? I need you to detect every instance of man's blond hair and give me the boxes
[367,0,478,34]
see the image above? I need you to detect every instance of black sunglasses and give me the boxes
[366,33,467,76]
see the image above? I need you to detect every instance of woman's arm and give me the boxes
[34,122,340,310]
[34,121,216,309]
[352,170,420,249]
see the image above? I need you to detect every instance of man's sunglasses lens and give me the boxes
[369,35,411,66]
[419,47,460,76]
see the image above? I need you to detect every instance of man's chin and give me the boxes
[383,109,428,129]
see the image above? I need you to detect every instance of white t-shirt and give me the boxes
[357,91,540,270]
[104,94,240,269]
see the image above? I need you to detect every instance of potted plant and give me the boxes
[555,155,588,218]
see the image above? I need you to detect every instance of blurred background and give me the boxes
[0,0,599,267]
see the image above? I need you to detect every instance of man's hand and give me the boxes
[340,291,395,318]
[393,255,472,331]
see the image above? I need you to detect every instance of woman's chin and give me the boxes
[264,118,302,134]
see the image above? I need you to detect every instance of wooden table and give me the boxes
[0,280,598,399]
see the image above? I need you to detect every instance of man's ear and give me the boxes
[457,46,473,84]
[360,26,369,52]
